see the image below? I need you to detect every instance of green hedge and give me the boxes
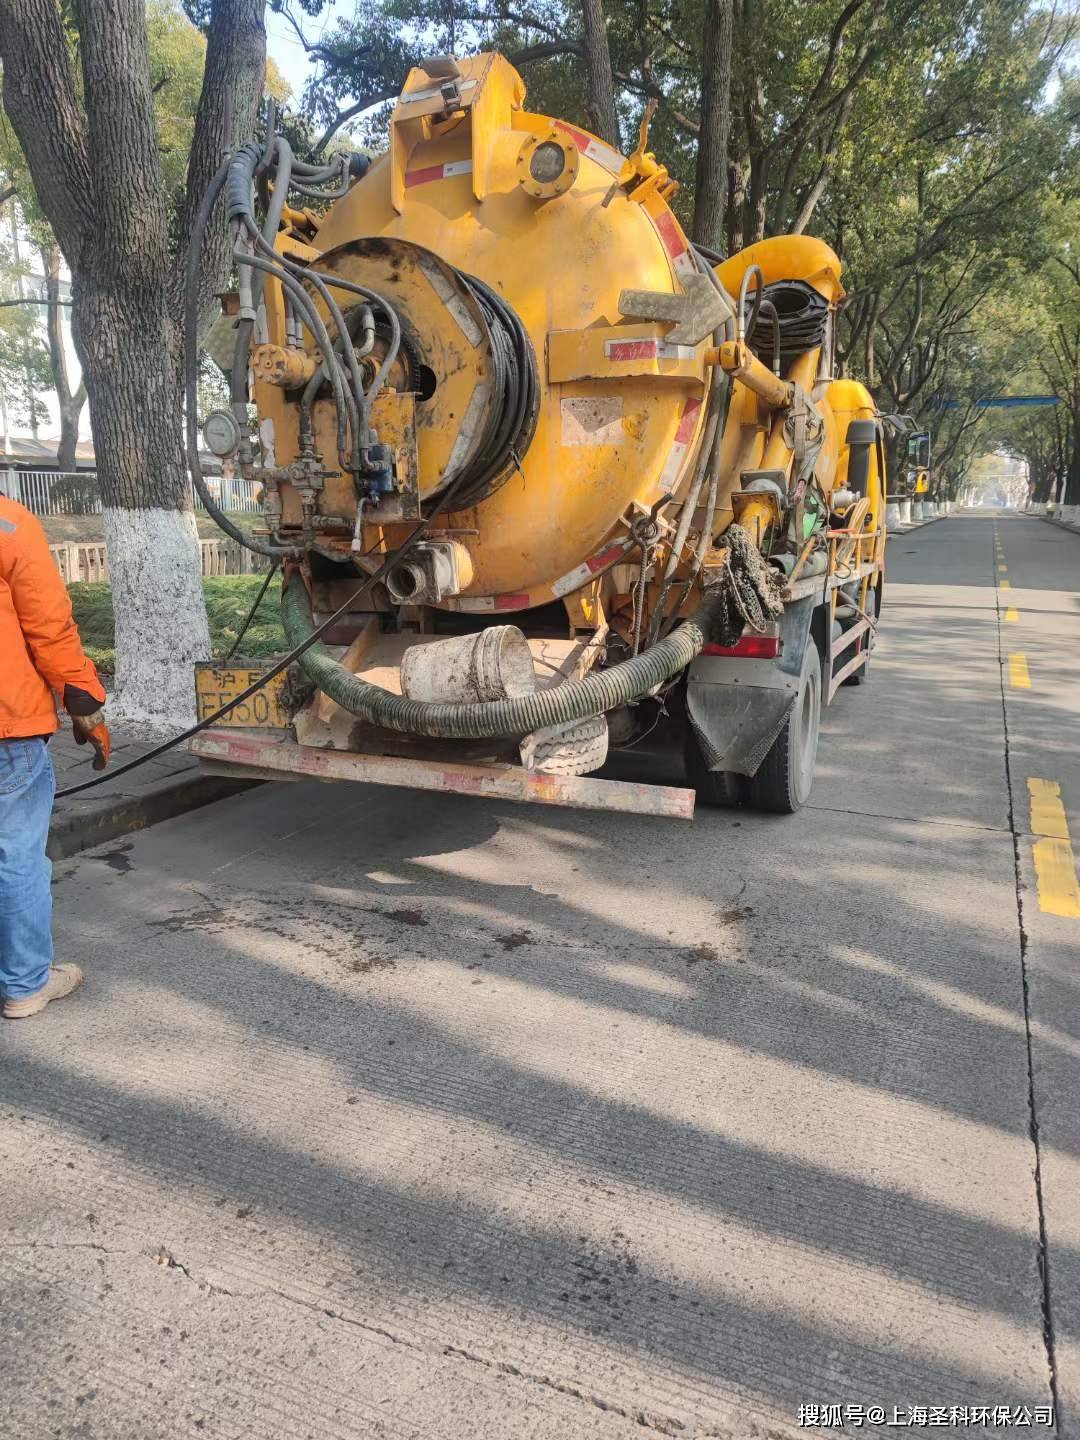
[69,574,286,675]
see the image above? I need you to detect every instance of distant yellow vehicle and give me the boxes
[189,53,886,818]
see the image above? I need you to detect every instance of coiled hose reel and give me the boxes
[748,280,829,364]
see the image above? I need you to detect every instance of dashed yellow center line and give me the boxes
[1008,653,1031,689]
[1000,579,1012,590]
[1028,779,1080,919]
[998,565,1009,574]
[1005,607,1020,622]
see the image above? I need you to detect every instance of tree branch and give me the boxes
[0,0,95,262]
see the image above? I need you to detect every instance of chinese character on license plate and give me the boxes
[193,664,290,729]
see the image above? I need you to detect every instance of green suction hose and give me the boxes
[282,572,723,740]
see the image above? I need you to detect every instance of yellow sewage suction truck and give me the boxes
[188,52,886,821]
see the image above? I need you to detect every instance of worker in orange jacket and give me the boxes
[1,494,111,1018]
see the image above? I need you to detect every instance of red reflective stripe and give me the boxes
[494,593,531,610]
[586,544,623,574]
[674,396,703,444]
[607,340,660,361]
[554,120,592,151]
[404,164,445,188]
[654,209,689,260]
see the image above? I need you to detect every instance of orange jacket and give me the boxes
[0,495,105,740]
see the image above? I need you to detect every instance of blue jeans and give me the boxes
[0,738,55,1001]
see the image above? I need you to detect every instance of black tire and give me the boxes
[744,643,822,814]
[687,751,747,808]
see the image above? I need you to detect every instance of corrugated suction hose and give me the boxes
[282,573,725,740]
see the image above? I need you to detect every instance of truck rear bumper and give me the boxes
[191,730,695,820]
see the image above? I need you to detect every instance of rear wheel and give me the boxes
[686,752,747,808]
[744,643,821,814]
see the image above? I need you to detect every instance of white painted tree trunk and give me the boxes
[102,506,211,732]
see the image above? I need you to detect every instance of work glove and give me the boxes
[72,709,112,771]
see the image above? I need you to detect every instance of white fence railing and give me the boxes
[197,476,263,515]
[3,469,102,515]
[1,467,263,517]
[50,538,270,584]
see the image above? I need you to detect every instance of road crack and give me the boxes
[132,1246,758,1438]
[992,519,1061,1421]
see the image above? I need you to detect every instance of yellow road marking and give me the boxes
[1005,607,1019,622]
[1001,579,1012,590]
[998,565,1008,573]
[1009,653,1031,689]
[1028,779,1080,919]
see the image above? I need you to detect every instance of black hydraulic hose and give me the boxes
[282,571,723,740]
[183,157,301,560]
[226,142,358,467]
[250,136,293,314]
[758,298,781,376]
[236,247,354,470]
[738,264,765,344]
[246,224,367,457]
[267,244,404,434]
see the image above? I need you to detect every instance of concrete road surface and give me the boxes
[3,511,1079,1439]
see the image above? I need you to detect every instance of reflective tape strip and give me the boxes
[552,543,625,599]
[553,121,623,175]
[653,208,696,277]
[405,159,474,188]
[604,338,697,362]
[658,395,704,495]
[455,593,531,613]
[0,516,15,534]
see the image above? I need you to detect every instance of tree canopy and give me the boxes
[275,0,1080,500]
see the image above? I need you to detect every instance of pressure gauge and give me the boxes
[202,408,242,459]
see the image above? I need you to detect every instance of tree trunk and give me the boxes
[41,242,87,472]
[580,0,620,148]
[176,0,267,335]
[66,0,210,726]
[1067,410,1080,507]
[692,0,733,253]
[1,0,266,730]
[56,391,83,472]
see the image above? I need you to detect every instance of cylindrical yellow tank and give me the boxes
[257,53,711,610]
[255,53,877,624]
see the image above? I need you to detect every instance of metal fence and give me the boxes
[1,467,263,517]
[196,475,263,515]
[3,469,102,516]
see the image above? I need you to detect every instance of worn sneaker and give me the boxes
[3,964,84,1019]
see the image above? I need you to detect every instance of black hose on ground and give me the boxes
[281,571,724,740]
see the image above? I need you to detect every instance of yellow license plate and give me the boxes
[194,663,290,728]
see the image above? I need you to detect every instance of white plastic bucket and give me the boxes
[400,626,538,703]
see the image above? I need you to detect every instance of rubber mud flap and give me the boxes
[685,683,795,777]
[685,594,813,777]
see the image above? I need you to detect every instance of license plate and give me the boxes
[194,663,290,728]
